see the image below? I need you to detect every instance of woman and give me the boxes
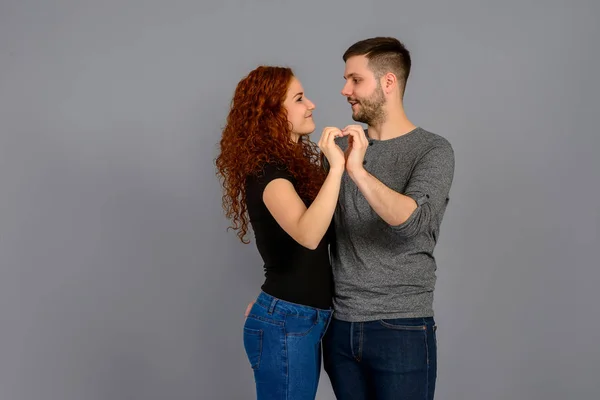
[215,66,345,399]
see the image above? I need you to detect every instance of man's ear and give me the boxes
[383,72,397,94]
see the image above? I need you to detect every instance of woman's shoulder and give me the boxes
[246,161,294,188]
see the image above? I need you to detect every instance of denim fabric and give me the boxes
[243,291,333,400]
[323,317,437,400]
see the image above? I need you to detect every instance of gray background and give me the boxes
[1,0,598,399]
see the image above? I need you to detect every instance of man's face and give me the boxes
[341,55,386,126]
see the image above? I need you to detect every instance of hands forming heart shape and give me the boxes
[317,125,369,173]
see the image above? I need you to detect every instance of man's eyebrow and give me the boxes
[343,73,360,80]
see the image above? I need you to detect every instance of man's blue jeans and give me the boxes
[323,317,437,400]
[242,291,333,400]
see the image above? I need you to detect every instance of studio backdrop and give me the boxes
[0,0,598,399]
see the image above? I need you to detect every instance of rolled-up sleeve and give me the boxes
[390,144,455,237]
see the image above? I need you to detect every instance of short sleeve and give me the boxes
[246,163,295,200]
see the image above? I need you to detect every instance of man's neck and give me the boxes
[367,107,416,141]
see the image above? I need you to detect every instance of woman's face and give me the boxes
[283,77,316,142]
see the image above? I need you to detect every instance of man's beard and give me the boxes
[350,83,386,126]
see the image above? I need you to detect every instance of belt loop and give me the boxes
[268,297,278,315]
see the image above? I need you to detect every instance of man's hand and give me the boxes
[245,301,254,318]
[342,125,369,175]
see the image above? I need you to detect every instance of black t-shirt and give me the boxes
[245,163,333,309]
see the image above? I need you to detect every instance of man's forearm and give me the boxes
[348,167,417,226]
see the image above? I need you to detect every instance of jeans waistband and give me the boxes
[255,291,333,318]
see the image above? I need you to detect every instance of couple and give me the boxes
[215,37,455,400]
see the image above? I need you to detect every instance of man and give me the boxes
[322,37,455,400]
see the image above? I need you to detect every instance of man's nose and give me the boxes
[341,82,352,97]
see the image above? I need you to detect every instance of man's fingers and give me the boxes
[343,127,367,148]
[345,126,366,139]
[344,124,363,131]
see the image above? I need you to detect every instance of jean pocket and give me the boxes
[378,319,427,330]
[243,326,263,370]
[285,314,318,337]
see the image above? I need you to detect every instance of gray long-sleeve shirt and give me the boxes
[329,127,455,322]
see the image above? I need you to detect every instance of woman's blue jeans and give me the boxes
[243,291,333,400]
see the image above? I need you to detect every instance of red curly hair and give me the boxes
[215,66,326,243]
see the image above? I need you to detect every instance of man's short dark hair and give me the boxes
[343,37,411,94]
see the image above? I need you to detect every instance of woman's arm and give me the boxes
[262,166,343,249]
[262,127,345,250]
